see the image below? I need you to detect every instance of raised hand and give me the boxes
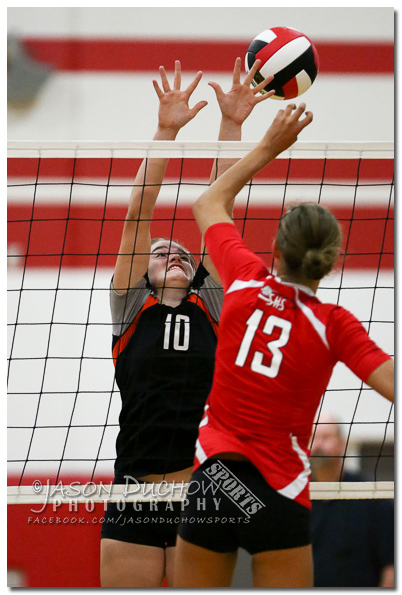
[153,60,208,136]
[208,57,275,126]
[263,103,313,157]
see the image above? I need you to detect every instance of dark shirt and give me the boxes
[311,471,394,587]
[110,264,223,478]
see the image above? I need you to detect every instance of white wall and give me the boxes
[7,7,394,142]
[6,7,394,40]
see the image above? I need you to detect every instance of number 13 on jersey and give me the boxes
[235,309,292,378]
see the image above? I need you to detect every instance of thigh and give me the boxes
[173,536,238,588]
[100,538,165,588]
[252,544,313,588]
[164,545,177,587]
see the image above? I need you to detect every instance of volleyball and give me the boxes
[245,27,319,100]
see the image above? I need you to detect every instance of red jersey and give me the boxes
[195,223,390,508]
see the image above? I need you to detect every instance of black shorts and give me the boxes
[178,459,311,555]
[100,499,183,548]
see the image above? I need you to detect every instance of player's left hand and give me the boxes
[153,60,208,134]
[208,57,275,126]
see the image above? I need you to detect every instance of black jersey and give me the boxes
[110,264,223,479]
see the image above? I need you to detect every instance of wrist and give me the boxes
[252,140,277,168]
[154,126,179,141]
[258,136,278,159]
[219,116,242,140]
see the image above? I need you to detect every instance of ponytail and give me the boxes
[276,204,342,281]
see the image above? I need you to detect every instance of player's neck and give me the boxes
[279,273,320,294]
[156,285,188,307]
[275,258,320,293]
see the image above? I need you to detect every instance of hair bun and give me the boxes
[276,204,342,281]
[302,248,336,280]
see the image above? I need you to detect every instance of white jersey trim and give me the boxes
[274,275,315,297]
[195,439,207,465]
[294,288,329,349]
[199,405,210,428]
[227,279,265,294]
[277,435,311,500]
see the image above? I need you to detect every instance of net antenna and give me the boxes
[8,140,394,504]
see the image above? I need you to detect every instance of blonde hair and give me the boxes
[276,204,342,281]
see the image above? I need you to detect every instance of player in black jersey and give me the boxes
[100,58,273,587]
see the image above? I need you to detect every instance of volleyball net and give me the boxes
[7,140,394,504]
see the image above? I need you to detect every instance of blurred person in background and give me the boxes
[310,412,394,587]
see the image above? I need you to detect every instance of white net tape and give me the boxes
[7,480,395,505]
[7,140,394,159]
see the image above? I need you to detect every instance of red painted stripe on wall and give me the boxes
[23,38,394,74]
[7,204,394,270]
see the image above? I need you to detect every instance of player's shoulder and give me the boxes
[295,288,352,326]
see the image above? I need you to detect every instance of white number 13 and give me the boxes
[235,309,292,378]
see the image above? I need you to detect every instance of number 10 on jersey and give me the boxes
[163,313,190,351]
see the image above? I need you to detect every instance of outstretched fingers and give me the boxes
[246,61,276,102]
[152,79,164,99]
[254,85,276,103]
[283,103,297,116]
[292,102,306,118]
[159,65,171,93]
[243,58,261,87]
[300,109,313,128]
[173,60,182,90]
[185,70,204,97]
[208,80,224,101]
[288,103,313,128]
[153,62,205,105]
[232,56,242,85]
[189,100,208,118]
[263,102,313,157]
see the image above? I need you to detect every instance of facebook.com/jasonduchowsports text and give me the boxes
[25,461,264,525]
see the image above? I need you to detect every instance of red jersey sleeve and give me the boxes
[326,305,391,383]
[204,222,268,292]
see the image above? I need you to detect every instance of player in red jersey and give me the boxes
[173,104,394,588]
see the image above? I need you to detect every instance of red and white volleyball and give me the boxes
[245,27,319,100]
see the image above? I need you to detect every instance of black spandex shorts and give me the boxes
[100,498,182,548]
[178,459,311,555]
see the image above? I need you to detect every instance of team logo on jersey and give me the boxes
[260,286,273,297]
[259,286,286,311]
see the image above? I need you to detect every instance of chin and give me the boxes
[168,271,190,283]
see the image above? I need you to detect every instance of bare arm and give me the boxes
[201,57,274,282]
[193,103,313,240]
[366,358,394,403]
[113,61,207,294]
